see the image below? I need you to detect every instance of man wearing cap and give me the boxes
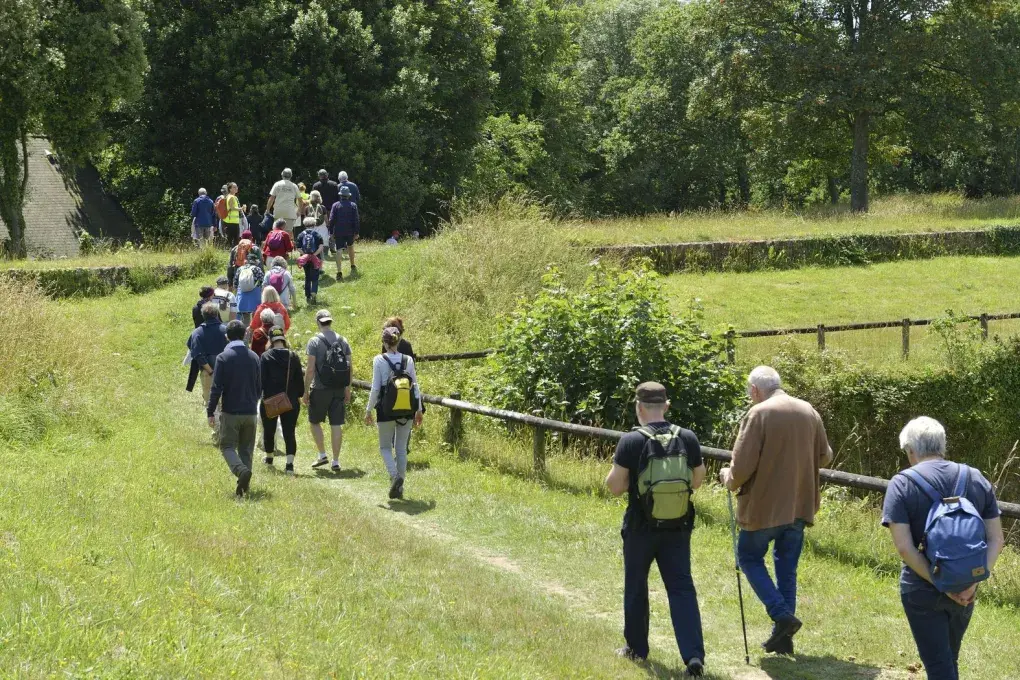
[328,184,360,280]
[718,366,832,655]
[605,382,706,677]
[208,320,262,497]
[312,169,339,213]
[302,309,353,471]
[212,276,238,323]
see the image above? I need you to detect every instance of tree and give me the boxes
[0,0,145,257]
[709,0,967,212]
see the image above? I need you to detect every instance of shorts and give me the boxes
[308,387,346,425]
[334,234,355,249]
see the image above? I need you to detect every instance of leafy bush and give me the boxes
[487,263,743,440]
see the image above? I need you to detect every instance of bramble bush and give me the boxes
[487,263,743,441]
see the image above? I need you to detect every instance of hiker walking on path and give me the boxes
[213,276,237,323]
[302,309,352,472]
[312,169,339,213]
[261,327,304,475]
[365,326,423,500]
[227,230,256,288]
[192,286,214,328]
[250,309,276,357]
[267,168,302,235]
[296,219,324,305]
[234,252,265,327]
[718,366,832,656]
[328,185,360,280]
[187,302,227,422]
[266,257,297,311]
[882,417,1004,680]
[605,382,706,677]
[191,188,216,244]
[263,219,295,262]
[338,170,360,205]
[249,286,290,334]
[223,182,242,244]
[207,320,261,497]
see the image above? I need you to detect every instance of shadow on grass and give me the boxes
[638,658,727,680]
[760,654,886,679]
[242,488,273,502]
[301,467,367,480]
[380,498,437,516]
[407,460,431,471]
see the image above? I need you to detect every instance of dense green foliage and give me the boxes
[488,264,743,439]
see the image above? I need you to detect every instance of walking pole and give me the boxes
[727,490,751,665]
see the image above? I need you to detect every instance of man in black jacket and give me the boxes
[208,320,262,497]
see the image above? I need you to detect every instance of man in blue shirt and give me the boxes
[191,188,216,243]
[328,185,360,280]
[338,170,360,205]
[882,416,1005,680]
[187,302,227,419]
[208,320,262,497]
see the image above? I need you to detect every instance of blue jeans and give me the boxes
[303,264,320,299]
[737,520,806,621]
[901,588,973,680]
[623,527,705,663]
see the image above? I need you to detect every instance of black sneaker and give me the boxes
[284,464,295,476]
[395,477,404,499]
[765,635,794,656]
[263,456,274,466]
[686,658,704,677]
[312,456,330,468]
[764,615,802,653]
[388,477,401,499]
[615,647,646,663]
[236,468,252,497]
[336,271,343,281]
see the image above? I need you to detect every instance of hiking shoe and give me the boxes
[388,477,401,499]
[236,469,252,497]
[331,462,341,473]
[350,265,358,277]
[263,456,274,466]
[686,658,704,677]
[764,615,802,653]
[312,456,330,469]
[335,271,343,281]
[615,647,646,663]
[395,477,405,499]
[765,635,794,656]
[284,464,295,476]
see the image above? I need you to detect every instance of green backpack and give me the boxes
[635,425,694,529]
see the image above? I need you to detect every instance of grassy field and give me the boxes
[660,255,1020,367]
[0,246,221,270]
[569,193,1020,245]
[2,224,1020,677]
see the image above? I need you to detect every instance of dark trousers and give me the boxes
[902,588,973,680]
[623,527,705,663]
[303,264,320,299]
[260,403,300,457]
[737,520,805,621]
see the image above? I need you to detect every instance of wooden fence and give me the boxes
[350,380,1020,519]
[414,310,1020,364]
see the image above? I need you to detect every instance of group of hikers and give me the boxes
[186,272,424,500]
[606,371,1005,679]
[189,168,373,287]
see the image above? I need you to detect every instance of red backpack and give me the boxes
[214,195,228,220]
[234,239,253,267]
[266,230,286,252]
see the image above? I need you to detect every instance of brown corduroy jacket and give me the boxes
[729,390,833,531]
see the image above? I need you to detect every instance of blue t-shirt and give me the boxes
[881,459,1000,594]
[191,195,216,228]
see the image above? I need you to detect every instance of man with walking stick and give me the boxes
[719,366,832,656]
[606,382,707,677]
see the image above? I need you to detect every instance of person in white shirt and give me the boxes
[213,276,238,322]
[266,168,302,235]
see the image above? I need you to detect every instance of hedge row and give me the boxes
[0,252,219,298]
[596,225,1020,273]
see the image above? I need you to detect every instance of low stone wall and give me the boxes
[594,225,1020,273]
[0,257,219,298]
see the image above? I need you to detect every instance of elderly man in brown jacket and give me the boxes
[719,366,832,656]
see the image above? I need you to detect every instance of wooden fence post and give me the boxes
[817,324,826,351]
[533,426,547,473]
[726,330,736,364]
[902,319,910,359]
[980,313,989,340]
[446,392,464,458]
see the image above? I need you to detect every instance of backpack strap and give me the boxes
[952,464,970,498]
[901,468,943,504]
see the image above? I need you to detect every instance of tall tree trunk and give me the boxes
[827,174,839,205]
[850,111,870,213]
[0,132,30,258]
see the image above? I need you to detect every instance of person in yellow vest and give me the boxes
[224,182,242,245]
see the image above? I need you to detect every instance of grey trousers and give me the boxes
[378,420,412,480]
[220,413,258,478]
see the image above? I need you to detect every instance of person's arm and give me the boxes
[721,410,764,491]
[691,464,706,490]
[986,517,1005,570]
[260,354,270,400]
[293,353,305,396]
[344,342,354,404]
[353,203,360,236]
[327,204,337,232]
[364,357,384,423]
[266,193,276,213]
[816,411,833,468]
[606,464,629,497]
[207,357,225,420]
[888,523,933,584]
[406,358,424,426]
[249,306,262,331]
[302,354,316,406]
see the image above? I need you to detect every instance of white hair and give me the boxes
[260,309,276,325]
[309,190,321,201]
[282,168,293,179]
[899,417,946,458]
[198,187,207,196]
[339,171,348,181]
[272,256,287,268]
[748,366,782,395]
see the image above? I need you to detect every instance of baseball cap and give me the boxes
[635,382,668,404]
[241,230,253,239]
[269,327,288,346]
[315,309,333,324]
[216,275,229,286]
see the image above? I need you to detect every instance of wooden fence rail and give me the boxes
[349,379,1020,519]
[415,310,1020,363]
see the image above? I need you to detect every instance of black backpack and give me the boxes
[317,335,351,388]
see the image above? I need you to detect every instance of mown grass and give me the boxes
[661,255,1020,368]
[572,193,1020,245]
[3,216,1020,677]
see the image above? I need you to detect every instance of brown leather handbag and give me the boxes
[263,351,294,418]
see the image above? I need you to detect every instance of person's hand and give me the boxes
[207,416,216,429]
[344,387,352,404]
[364,413,374,427]
[414,412,423,428]
[718,466,732,487]
[948,584,978,607]
[301,393,310,406]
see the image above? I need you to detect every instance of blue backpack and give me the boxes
[901,464,989,593]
